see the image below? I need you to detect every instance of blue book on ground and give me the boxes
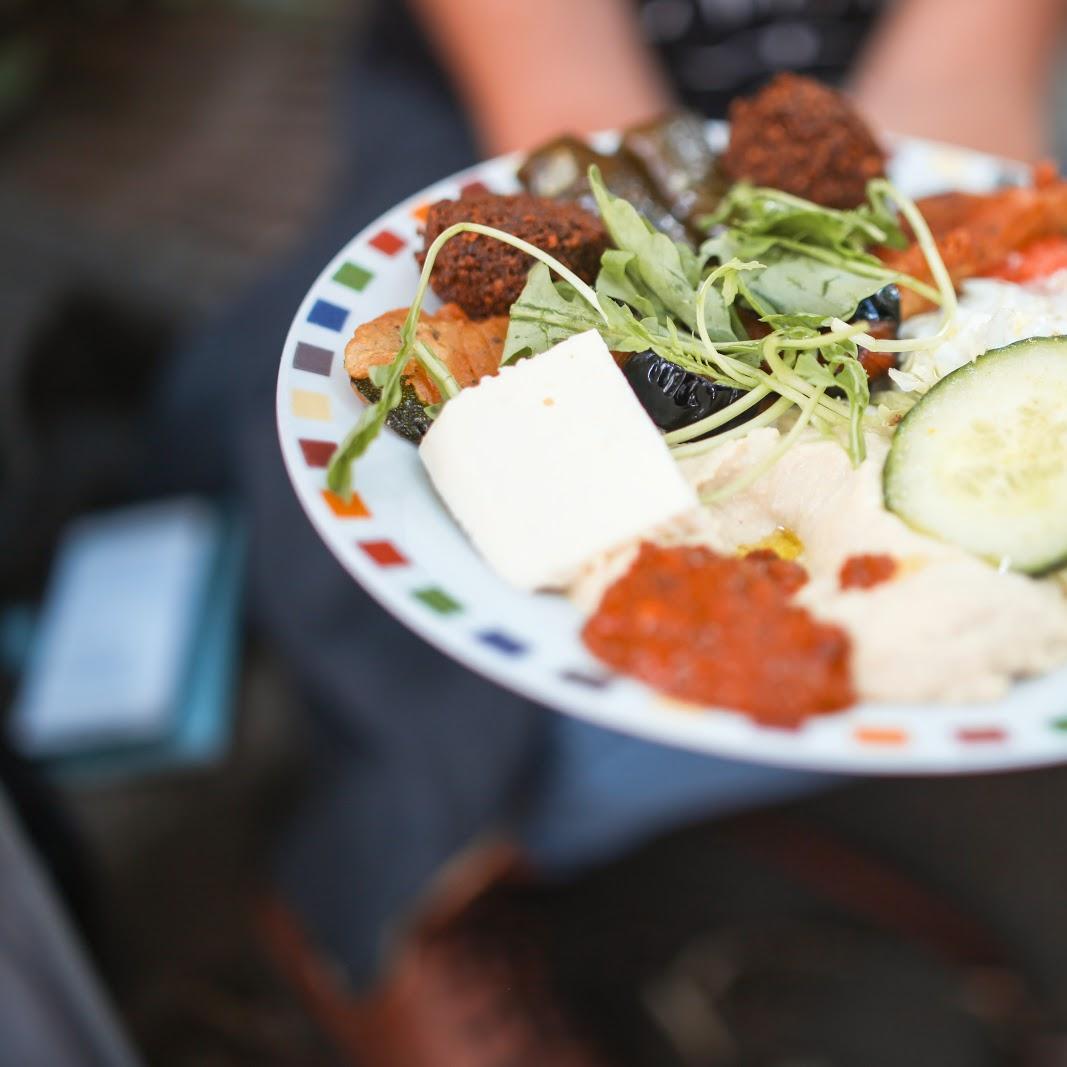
[7,498,245,784]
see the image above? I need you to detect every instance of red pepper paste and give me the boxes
[582,544,855,728]
[858,350,896,380]
[989,235,1067,284]
[857,320,898,381]
[839,553,897,591]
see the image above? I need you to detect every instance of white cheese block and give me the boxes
[418,330,698,590]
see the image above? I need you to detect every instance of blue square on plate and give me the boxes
[307,299,349,332]
[478,630,528,657]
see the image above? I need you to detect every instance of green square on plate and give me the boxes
[414,587,462,616]
[334,262,374,292]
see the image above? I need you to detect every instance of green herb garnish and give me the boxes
[327,164,957,501]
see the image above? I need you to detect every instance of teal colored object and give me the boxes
[52,505,245,784]
[0,605,37,676]
[10,501,245,785]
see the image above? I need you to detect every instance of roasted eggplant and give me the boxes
[622,350,753,436]
[350,377,432,443]
[854,283,901,328]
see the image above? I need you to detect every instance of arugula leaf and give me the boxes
[794,351,841,394]
[704,198,896,323]
[588,165,736,338]
[502,263,602,363]
[705,257,764,310]
[742,253,888,321]
[704,182,906,253]
[327,346,413,497]
[794,341,870,461]
[596,248,665,321]
[702,230,776,263]
[759,312,834,332]
[597,298,660,353]
[503,166,745,370]
[504,260,726,369]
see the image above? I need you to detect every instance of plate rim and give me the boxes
[275,132,1067,776]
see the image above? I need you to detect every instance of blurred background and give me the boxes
[0,4,355,1063]
[5,2,1067,1066]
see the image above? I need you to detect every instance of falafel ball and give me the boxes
[418,194,610,319]
[722,73,886,209]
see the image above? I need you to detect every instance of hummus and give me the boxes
[571,427,1067,705]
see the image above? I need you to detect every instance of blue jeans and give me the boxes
[520,720,833,874]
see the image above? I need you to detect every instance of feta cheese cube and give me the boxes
[418,330,698,590]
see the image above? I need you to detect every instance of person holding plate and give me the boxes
[154,0,1067,1062]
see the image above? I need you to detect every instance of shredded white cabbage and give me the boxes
[894,270,1067,393]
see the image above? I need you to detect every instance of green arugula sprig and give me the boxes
[701,181,941,312]
[502,165,739,367]
[702,181,905,249]
[326,166,955,500]
[505,167,883,469]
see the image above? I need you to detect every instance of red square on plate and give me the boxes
[360,540,408,567]
[956,727,1007,744]
[369,229,406,256]
[299,439,337,468]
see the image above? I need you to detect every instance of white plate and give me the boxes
[276,128,1067,775]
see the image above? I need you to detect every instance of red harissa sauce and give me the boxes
[839,553,897,590]
[582,544,855,728]
[989,235,1067,283]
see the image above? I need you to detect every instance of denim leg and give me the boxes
[518,715,843,875]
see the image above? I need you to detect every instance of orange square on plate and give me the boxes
[322,489,370,518]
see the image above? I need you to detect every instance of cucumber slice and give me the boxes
[884,337,1067,574]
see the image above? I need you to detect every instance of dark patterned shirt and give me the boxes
[637,0,888,117]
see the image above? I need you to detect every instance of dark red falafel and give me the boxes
[722,74,886,209]
[417,194,610,319]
